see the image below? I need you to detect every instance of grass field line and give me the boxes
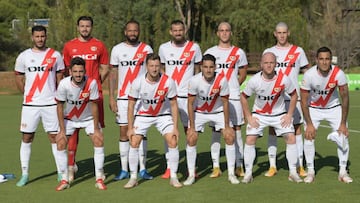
[319,124,360,133]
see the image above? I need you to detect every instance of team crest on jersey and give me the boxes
[230,56,236,61]
[21,123,27,129]
[288,55,294,60]
[157,90,165,96]
[72,49,77,53]
[91,46,97,51]
[273,87,281,93]
[183,52,190,58]
[212,88,219,94]
[82,93,90,98]
[137,53,144,58]
[46,58,53,64]
[329,83,336,88]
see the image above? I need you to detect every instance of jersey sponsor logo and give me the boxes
[120,60,144,66]
[25,48,56,103]
[196,72,224,112]
[66,78,92,119]
[171,41,195,85]
[138,74,169,116]
[143,98,164,104]
[276,62,296,68]
[313,90,329,95]
[27,66,54,72]
[119,43,148,97]
[256,72,285,114]
[72,54,98,61]
[217,63,232,69]
[166,60,191,66]
[310,67,340,107]
[66,99,86,105]
[199,95,214,101]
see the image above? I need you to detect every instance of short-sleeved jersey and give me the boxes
[56,76,99,122]
[242,71,295,116]
[263,45,308,98]
[62,38,109,82]
[110,42,153,99]
[159,41,202,97]
[128,74,177,117]
[15,48,65,105]
[188,72,229,113]
[300,65,347,109]
[204,45,248,99]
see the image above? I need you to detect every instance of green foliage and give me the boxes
[0,0,358,71]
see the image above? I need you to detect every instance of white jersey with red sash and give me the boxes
[110,42,153,99]
[300,65,347,109]
[15,48,65,105]
[56,76,99,122]
[243,71,295,116]
[128,74,177,117]
[264,45,308,98]
[159,40,202,97]
[204,45,248,99]
[188,72,229,113]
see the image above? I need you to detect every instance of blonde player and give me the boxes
[241,52,302,184]
[55,57,106,191]
[183,54,239,186]
[124,54,182,189]
[204,22,248,178]
[300,47,352,184]
[109,20,153,180]
[14,25,64,187]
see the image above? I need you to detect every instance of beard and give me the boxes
[126,35,139,44]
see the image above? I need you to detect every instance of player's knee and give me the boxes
[284,133,296,144]
[57,139,67,150]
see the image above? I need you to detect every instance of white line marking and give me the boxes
[319,124,360,133]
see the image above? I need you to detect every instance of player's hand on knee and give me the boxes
[280,114,293,128]
[248,116,259,129]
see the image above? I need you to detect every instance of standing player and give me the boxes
[55,57,106,191]
[240,52,302,183]
[62,16,109,182]
[184,54,239,185]
[108,20,153,180]
[204,22,248,178]
[300,47,352,183]
[14,25,65,187]
[263,22,309,177]
[124,54,182,189]
[158,19,202,178]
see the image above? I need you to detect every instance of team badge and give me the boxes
[82,93,89,98]
[273,87,281,93]
[157,90,165,96]
[137,53,144,58]
[230,56,236,61]
[183,52,190,58]
[91,46,97,51]
[21,123,27,129]
[329,83,335,88]
[288,55,294,60]
[212,88,219,94]
[46,58,53,64]
[72,49,77,53]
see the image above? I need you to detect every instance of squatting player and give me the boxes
[124,54,182,189]
[240,52,302,184]
[55,57,106,191]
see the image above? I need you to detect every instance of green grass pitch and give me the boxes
[0,93,359,203]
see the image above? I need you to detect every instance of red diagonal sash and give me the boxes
[283,45,299,76]
[138,74,169,116]
[172,41,195,85]
[196,72,225,112]
[66,78,93,119]
[25,48,56,103]
[311,66,340,107]
[224,46,240,81]
[119,43,147,97]
[256,73,285,114]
